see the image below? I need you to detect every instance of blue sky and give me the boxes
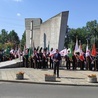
[0,0,98,39]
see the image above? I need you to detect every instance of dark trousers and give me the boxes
[30,58,34,68]
[43,60,48,69]
[72,62,76,70]
[23,56,28,67]
[37,60,40,69]
[86,61,91,70]
[50,59,53,69]
[54,62,59,77]
[25,55,28,67]
[23,56,25,67]
[80,61,84,70]
[66,61,70,69]
[39,60,42,69]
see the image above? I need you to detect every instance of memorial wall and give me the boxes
[25,11,69,51]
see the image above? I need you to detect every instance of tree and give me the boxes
[0,43,3,50]
[20,31,26,50]
[0,29,8,44]
[86,20,98,48]
[65,20,98,51]
[8,30,20,48]
[0,35,2,44]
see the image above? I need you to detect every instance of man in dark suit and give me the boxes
[53,49,61,78]
[72,54,77,70]
[65,54,70,70]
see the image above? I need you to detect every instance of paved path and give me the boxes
[0,58,22,68]
[0,67,98,86]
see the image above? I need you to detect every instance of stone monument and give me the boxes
[25,11,69,51]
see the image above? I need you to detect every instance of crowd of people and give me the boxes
[23,48,61,77]
[22,47,98,77]
[0,47,98,77]
[65,51,98,71]
[22,48,54,69]
[0,48,21,62]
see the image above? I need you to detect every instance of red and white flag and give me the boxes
[85,41,90,57]
[59,48,67,56]
[49,50,56,56]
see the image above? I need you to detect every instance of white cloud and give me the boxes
[13,0,23,2]
[17,13,21,16]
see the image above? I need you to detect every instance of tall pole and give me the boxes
[94,37,96,70]
[86,39,88,52]
[48,41,50,52]
[86,39,89,70]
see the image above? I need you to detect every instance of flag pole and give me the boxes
[74,36,79,54]
[94,37,96,70]
[86,39,88,51]
[19,43,21,67]
[48,41,50,53]
[86,39,89,70]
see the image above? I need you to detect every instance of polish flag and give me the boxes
[49,50,56,56]
[59,48,67,56]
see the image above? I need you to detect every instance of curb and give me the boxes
[0,80,98,87]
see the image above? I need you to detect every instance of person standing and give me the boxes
[49,48,54,69]
[53,49,61,78]
[25,49,29,68]
[32,50,39,68]
[85,51,92,70]
[39,47,43,69]
[42,49,48,69]
[72,54,77,70]
[65,54,70,70]
[79,53,85,70]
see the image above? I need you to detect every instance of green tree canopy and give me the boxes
[0,29,8,44]
[20,31,26,50]
[8,30,20,48]
[66,20,98,51]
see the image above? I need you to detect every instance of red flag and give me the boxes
[79,43,84,61]
[91,44,96,56]
[79,43,83,54]
[79,54,85,61]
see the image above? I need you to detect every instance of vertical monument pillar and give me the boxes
[30,21,33,48]
[25,18,42,48]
